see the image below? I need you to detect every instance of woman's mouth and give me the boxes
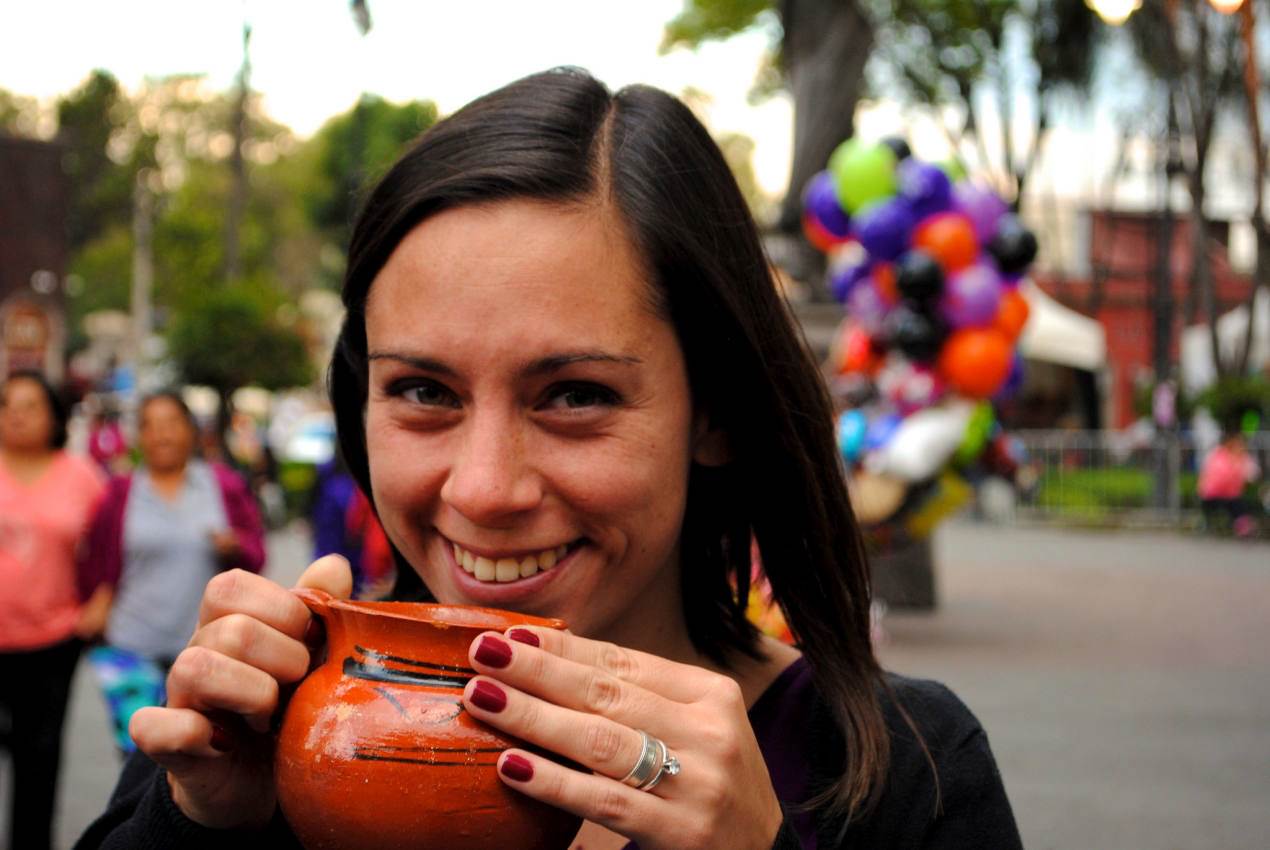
[451,541,577,583]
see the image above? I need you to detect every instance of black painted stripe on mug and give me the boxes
[351,753,497,767]
[343,658,470,689]
[353,645,476,675]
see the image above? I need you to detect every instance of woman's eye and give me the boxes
[393,380,459,408]
[546,383,621,410]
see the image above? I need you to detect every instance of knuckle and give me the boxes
[583,673,623,715]
[169,645,216,690]
[592,785,631,823]
[597,642,635,680]
[709,675,745,710]
[203,569,248,610]
[216,614,257,659]
[582,721,625,765]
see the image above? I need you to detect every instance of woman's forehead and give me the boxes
[366,200,656,339]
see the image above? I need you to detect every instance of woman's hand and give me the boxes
[128,554,352,830]
[460,628,785,850]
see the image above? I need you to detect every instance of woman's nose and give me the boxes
[439,411,542,525]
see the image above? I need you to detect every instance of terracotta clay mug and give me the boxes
[275,588,581,850]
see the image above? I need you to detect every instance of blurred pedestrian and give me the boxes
[78,390,266,751]
[87,403,130,475]
[310,450,363,573]
[0,370,106,850]
[1199,430,1262,537]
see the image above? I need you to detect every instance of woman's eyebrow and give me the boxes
[524,351,642,377]
[367,352,457,376]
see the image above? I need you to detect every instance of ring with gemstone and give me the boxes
[619,730,680,792]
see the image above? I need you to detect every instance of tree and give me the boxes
[0,88,41,136]
[663,0,875,283]
[166,284,313,427]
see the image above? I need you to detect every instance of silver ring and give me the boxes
[619,730,681,791]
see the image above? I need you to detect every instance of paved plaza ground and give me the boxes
[7,519,1268,849]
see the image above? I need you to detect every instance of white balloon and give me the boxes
[873,400,975,482]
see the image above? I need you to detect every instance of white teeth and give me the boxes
[452,542,572,583]
[495,558,519,583]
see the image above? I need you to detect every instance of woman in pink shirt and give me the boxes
[0,371,106,850]
[1198,432,1261,537]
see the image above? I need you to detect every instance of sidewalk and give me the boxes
[878,519,1270,850]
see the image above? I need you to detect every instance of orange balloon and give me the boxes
[913,213,978,272]
[836,325,875,374]
[994,288,1031,340]
[872,262,898,305]
[938,327,1012,398]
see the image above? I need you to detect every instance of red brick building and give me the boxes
[1033,209,1255,428]
[0,135,69,381]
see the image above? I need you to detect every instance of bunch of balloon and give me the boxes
[804,137,1037,574]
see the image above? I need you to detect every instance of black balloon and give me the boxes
[882,136,912,162]
[896,250,944,303]
[987,217,1039,275]
[884,304,948,363]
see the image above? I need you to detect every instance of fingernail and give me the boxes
[500,753,534,782]
[474,635,513,668]
[303,617,325,647]
[210,723,234,752]
[469,680,507,713]
[507,628,540,647]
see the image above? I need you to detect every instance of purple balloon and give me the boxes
[993,352,1026,402]
[897,160,953,220]
[852,197,917,261]
[802,171,852,238]
[846,278,891,334]
[940,261,1003,328]
[828,258,871,303]
[952,183,1009,244]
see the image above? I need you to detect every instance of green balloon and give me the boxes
[828,138,898,214]
[938,158,968,183]
[954,402,995,466]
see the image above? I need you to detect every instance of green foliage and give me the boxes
[661,0,775,53]
[166,285,312,394]
[1192,376,1270,432]
[0,88,41,136]
[305,94,438,250]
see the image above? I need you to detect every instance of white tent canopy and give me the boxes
[1017,280,1107,371]
[1180,289,1270,391]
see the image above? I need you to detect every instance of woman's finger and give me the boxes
[493,748,667,844]
[462,673,677,787]
[294,553,354,598]
[164,645,281,733]
[470,633,677,731]
[187,613,311,684]
[501,626,718,704]
[129,705,224,764]
[198,569,311,640]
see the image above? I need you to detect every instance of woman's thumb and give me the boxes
[294,553,354,599]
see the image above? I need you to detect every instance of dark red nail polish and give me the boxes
[507,628,540,647]
[501,754,534,782]
[303,617,325,647]
[474,635,513,668]
[210,723,234,752]
[470,680,507,713]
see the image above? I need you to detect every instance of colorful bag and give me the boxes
[85,645,166,752]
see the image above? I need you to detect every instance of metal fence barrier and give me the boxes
[993,429,1270,533]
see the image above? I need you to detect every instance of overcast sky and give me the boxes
[2,0,799,194]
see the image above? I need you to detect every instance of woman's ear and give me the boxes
[691,413,730,467]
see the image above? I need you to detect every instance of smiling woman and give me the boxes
[78,68,1022,850]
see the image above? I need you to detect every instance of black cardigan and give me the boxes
[75,673,1022,849]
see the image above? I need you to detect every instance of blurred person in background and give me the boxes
[1198,430,1262,538]
[87,402,130,474]
[0,370,107,850]
[78,390,267,752]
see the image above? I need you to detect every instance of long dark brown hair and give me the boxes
[329,68,889,818]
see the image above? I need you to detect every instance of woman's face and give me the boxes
[139,397,196,473]
[0,378,56,453]
[364,199,713,642]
